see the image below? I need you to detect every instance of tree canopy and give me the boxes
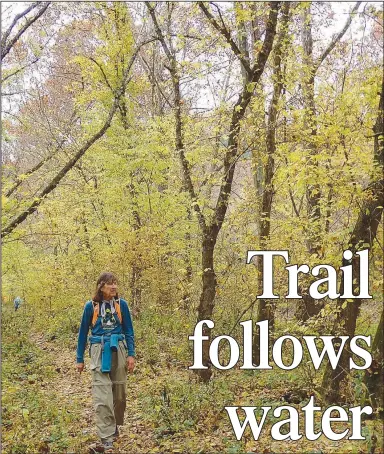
[2,2,383,453]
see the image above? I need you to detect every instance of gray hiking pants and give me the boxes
[89,341,127,441]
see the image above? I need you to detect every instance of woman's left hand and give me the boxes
[127,356,135,373]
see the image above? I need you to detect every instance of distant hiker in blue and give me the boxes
[14,296,22,311]
[76,272,135,454]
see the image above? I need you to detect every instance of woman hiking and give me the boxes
[76,272,135,454]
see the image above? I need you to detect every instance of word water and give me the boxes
[226,397,372,441]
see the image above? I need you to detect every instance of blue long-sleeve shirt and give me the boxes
[76,298,135,363]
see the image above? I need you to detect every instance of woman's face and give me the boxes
[101,280,117,300]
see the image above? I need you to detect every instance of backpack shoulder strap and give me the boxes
[91,301,99,327]
[115,298,123,324]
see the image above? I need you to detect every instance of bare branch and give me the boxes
[139,54,173,108]
[315,1,362,71]
[198,2,253,76]
[88,57,113,92]
[1,2,39,49]
[5,140,64,198]
[289,188,301,218]
[1,57,39,83]
[1,2,51,60]
[5,112,79,198]
[146,3,174,63]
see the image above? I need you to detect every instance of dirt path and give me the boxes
[30,332,158,454]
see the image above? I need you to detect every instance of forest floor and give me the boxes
[2,307,383,454]
[2,309,160,454]
[29,331,158,453]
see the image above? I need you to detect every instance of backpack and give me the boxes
[91,299,123,327]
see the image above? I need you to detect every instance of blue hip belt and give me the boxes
[89,334,125,373]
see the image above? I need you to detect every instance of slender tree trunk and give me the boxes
[234,2,250,86]
[80,211,91,253]
[196,229,217,381]
[321,197,383,402]
[364,309,384,411]
[252,3,290,365]
[296,2,361,321]
[128,181,142,318]
[197,2,279,380]
[130,265,142,318]
[181,211,193,311]
[295,5,323,321]
[321,84,383,403]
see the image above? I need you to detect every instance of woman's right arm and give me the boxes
[76,302,93,366]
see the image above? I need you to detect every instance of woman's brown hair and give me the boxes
[92,272,119,302]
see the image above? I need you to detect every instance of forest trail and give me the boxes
[29,331,158,454]
[3,308,384,454]
[3,2,383,453]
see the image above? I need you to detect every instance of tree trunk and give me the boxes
[128,181,142,318]
[130,265,142,318]
[149,2,280,382]
[234,2,250,86]
[196,230,217,381]
[321,197,382,402]
[364,309,384,412]
[295,5,323,321]
[181,210,193,311]
[252,3,290,365]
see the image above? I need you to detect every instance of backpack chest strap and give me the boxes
[91,300,122,327]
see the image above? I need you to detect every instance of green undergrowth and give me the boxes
[137,363,383,454]
[2,300,383,453]
[132,305,383,453]
[1,307,86,454]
